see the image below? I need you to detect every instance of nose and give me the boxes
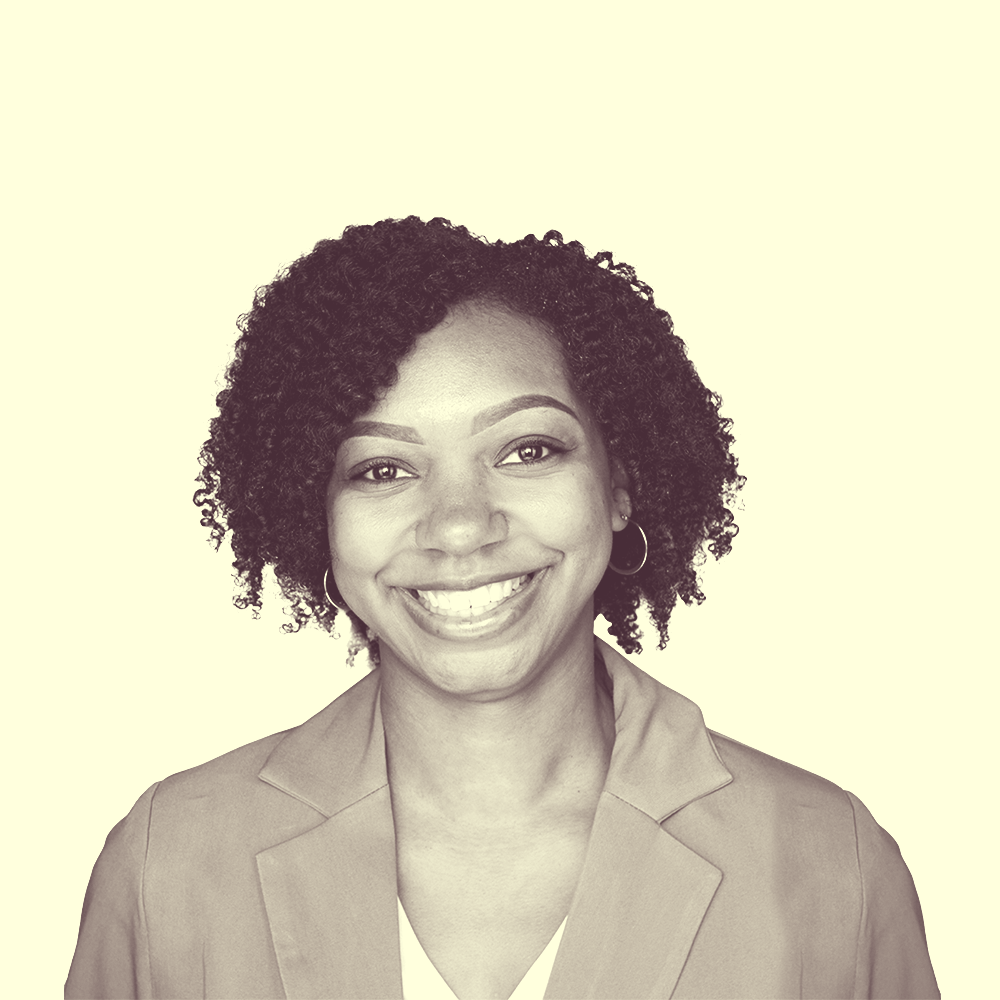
[415,471,508,557]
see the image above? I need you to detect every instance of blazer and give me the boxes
[66,639,939,999]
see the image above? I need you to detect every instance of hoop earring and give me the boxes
[322,568,350,612]
[608,518,648,576]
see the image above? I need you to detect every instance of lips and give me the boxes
[411,574,532,618]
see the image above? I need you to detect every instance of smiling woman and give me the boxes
[328,306,621,700]
[65,217,938,1000]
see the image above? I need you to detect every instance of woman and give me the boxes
[66,217,938,999]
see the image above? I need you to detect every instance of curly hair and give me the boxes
[194,216,744,660]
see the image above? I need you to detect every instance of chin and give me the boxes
[379,637,543,701]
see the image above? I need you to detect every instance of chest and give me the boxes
[395,818,589,999]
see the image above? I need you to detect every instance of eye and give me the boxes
[352,460,417,483]
[497,438,564,466]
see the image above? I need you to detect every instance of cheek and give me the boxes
[326,500,381,578]
[536,469,614,552]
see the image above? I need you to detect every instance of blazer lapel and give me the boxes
[545,793,721,1000]
[544,641,733,999]
[254,672,403,1000]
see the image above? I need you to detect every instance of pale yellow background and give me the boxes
[4,2,995,996]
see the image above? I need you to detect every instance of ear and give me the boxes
[609,456,632,533]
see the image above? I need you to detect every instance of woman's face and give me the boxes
[325,302,627,700]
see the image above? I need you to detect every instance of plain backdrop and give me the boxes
[4,2,996,997]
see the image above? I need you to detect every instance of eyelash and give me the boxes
[350,438,566,484]
[352,458,416,483]
[497,437,566,466]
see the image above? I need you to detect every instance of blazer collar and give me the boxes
[257,668,387,817]
[256,639,732,820]
[596,637,733,821]
[255,639,734,999]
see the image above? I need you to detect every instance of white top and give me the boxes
[398,898,567,1000]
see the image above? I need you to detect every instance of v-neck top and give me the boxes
[397,898,567,1000]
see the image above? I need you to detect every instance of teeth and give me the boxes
[415,575,530,617]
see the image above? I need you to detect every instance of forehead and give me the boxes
[369,303,577,418]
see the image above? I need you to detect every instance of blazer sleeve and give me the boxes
[847,791,939,1000]
[66,783,159,1000]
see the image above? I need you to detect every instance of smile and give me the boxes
[410,574,532,618]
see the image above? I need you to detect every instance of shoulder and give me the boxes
[704,730,918,872]
[154,728,289,806]
[91,726,293,866]
[600,640,871,864]
[92,729,323,880]
[128,668,382,853]
[599,639,857,829]
[693,729,875,873]
[708,728,855,814]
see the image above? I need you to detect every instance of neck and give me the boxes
[379,635,615,823]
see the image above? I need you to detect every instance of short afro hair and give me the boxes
[194,216,743,660]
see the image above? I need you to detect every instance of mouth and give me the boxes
[408,573,535,619]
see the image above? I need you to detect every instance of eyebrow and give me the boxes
[337,420,424,446]
[337,394,581,447]
[471,394,581,434]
